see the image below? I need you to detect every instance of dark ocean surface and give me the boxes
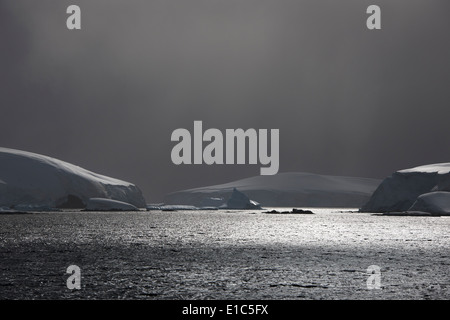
[0,209,449,299]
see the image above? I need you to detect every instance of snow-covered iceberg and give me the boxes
[85,198,139,211]
[361,163,450,213]
[164,172,381,208]
[0,147,146,209]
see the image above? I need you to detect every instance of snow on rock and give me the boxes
[0,147,146,209]
[361,163,450,213]
[164,172,381,208]
[407,192,450,215]
[85,198,139,211]
[225,188,261,209]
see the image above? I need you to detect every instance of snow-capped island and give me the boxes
[164,172,381,208]
[0,147,146,211]
[360,163,450,215]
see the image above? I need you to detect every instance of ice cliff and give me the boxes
[361,163,450,214]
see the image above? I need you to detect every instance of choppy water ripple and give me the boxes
[0,209,449,299]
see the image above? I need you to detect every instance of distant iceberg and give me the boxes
[225,188,261,209]
[361,163,450,214]
[164,172,381,208]
[0,147,146,210]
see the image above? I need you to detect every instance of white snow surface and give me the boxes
[85,198,139,211]
[0,147,146,209]
[165,172,381,207]
[399,163,450,174]
[408,192,450,215]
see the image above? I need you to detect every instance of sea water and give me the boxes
[0,208,449,299]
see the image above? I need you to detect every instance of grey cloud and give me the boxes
[1,0,450,201]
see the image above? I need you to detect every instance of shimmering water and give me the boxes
[0,208,449,299]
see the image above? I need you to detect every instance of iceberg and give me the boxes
[85,198,139,211]
[407,192,450,215]
[164,172,381,207]
[0,147,146,209]
[361,163,450,213]
[225,188,261,209]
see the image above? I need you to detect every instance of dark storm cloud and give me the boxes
[1,0,450,202]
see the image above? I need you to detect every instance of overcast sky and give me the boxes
[1,0,450,202]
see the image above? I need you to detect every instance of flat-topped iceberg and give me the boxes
[0,147,146,209]
[361,163,450,213]
[164,172,381,207]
